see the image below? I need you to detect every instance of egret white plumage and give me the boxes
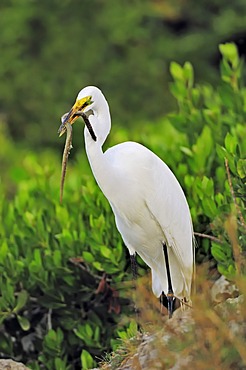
[58,86,194,317]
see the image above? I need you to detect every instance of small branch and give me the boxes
[47,308,52,331]
[194,232,223,244]
[225,215,242,274]
[225,158,246,230]
[175,296,193,309]
[69,257,111,282]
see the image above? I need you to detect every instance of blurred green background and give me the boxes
[0,1,246,369]
[1,0,246,147]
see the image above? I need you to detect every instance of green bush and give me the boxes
[0,131,133,369]
[168,42,246,276]
[0,43,245,369]
[134,42,245,276]
[1,0,246,146]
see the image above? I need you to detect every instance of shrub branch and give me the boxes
[225,158,246,230]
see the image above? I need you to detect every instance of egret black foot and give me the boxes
[160,291,178,318]
[167,293,175,318]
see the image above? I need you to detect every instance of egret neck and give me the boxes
[83,98,113,199]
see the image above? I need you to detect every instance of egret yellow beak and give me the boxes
[58,96,92,137]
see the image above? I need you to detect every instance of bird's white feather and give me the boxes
[77,86,194,301]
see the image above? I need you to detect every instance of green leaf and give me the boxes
[170,61,184,81]
[127,320,138,338]
[13,290,29,313]
[92,261,104,271]
[17,315,30,331]
[34,249,42,267]
[192,125,213,171]
[82,251,94,263]
[191,87,200,106]
[94,326,100,342]
[0,240,9,263]
[46,329,57,342]
[85,323,93,338]
[56,328,64,344]
[211,245,226,263]
[81,349,94,370]
[215,193,224,207]
[183,61,194,87]
[53,250,62,267]
[74,329,85,342]
[220,59,233,83]
[180,146,193,157]
[0,332,13,354]
[216,145,227,161]
[202,198,217,218]
[225,132,237,154]
[201,176,214,198]
[169,81,187,100]
[237,159,246,178]
[100,245,112,259]
[228,264,236,275]
[219,43,239,68]
[55,358,66,370]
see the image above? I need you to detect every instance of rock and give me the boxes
[117,309,194,370]
[100,276,244,370]
[211,275,239,303]
[0,359,30,370]
[215,295,245,336]
[166,307,194,334]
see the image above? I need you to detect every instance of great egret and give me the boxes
[58,86,194,317]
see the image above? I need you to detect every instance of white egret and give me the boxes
[58,86,194,317]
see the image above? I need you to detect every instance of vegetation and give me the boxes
[100,270,246,370]
[99,43,246,369]
[0,128,131,369]
[0,2,246,368]
[1,0,246,146]
[0,42,245,369]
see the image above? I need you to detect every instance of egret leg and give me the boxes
[163,243,175,318]
[130,253,140,321]
[160,291,167,313]
[130,253,138,280]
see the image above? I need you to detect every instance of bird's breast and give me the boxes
[110,199,165,256]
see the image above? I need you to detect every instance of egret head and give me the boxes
[58,87,97,137]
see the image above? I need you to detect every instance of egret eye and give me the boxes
[80,96,93,110]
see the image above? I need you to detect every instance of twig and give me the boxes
[69,257,110,281]
[225,215,242,274]
[225,158,246,230]
[174,296,193,309]
[47,308,52,330]
[193,232,223,244]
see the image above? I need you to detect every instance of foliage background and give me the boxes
[1,0,246,145]
[0,1,245,369]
